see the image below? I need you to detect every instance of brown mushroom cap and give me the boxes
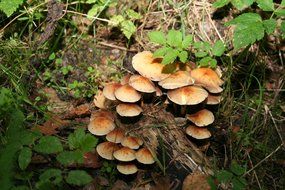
[206,94,222,105]
[106,128,125,143]
[88,117,115,136]
[113,147,136,162]
[114,84,141,103]
[90,110,115,121]
[167,86,208,105]
[129,75,156,93]
[185,125,211,139]
[117,163,138,175]
[103,83,122,100]
[158,71,195,89]
[186,109,214,127]
[116,103,143,117]
[96,142,120,160]
[121,136,142,149]
[121,74,131,85]
[135,147,155,164]
[132,51,170,81]
[190,68,223,93]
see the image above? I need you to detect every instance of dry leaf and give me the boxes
[182,171,210,190]
[83,152,102,169]
[34,115,69,135]
[64,103,91,119]
[93,90,107,109]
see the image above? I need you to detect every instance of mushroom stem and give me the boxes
[181,105,187,116]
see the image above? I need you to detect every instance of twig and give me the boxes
[246,152,262,189]
[97,41,138,52]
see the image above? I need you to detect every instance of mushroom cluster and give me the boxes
[88,51,223,174]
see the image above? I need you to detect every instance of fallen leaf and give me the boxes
[83,152,102,169]
[182,171,210,190]
[34,115,70,135]
[93,90,107,109]
[64,103,91,119]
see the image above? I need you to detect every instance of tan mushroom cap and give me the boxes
[90,110,115,121]
[185,125,211,139]
[129,75,156,93]
[121,136,142,149]
[158,71,195,89]
[132,51,170,81]
[135,147,155,164]
[186,109,214,127]
[88,117,115,136]
[191,68,223,93]
[114,84,141,103]
[106,128,125,143]
[117,163,138,175]
[96,142,120,160]
[103,83,122,100]
[120,74,131,85]
[116,103,143,117]
[206,94,222,105]
[113,147,136,162]
[167,86,208,105]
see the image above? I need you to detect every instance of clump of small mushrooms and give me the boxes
[88,51,223,174]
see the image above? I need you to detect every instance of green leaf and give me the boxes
[162,48,179,65]
[39,169,62,185]
[256,0,274,11]
[126,9,142,20]
[80,134,98,152]
[18,147,32,170]
[281,0,285,6]
[226,13,264,49]
[20,130,42,146]
[198,56,217,67]
[216,170,233,183]
[109,15,125,26]
[34,136,63,154]
[195,51,208,58]
[167,30,182,47]
[281,21,285,39]
[11,186,30,190]
[87,4,104,19]
[120,20,136,39]
[212,40,225,56]
[232,177,247,190]
[57,150,84,166]
[66,170,92,186]
[275,9,285,17]
[148,31,166,44]
[231,0,254,10]
[230,161,246,176]
[48,53,56,60]
[207,177,217,190]
[0,0,24,17]
[213,0,230,8]
[153,47,170,58]
[263,19,277,34]
[182,35,193,49]
[178,51,188,63]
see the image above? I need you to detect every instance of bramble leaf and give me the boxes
[256,0,274,11]
[162,48,178,65]
[213,0,230,8]
[39,169,62,185]
[216,170,233,183]
[18,147,32,170]
[148,31,166,44]
[153,47,170,58]
[231,0,254,10]
[126,9,142,20]
[56,150,84,166]
[212,40,225,56]
[182,35,193,49]
[121,20,136,39]
[167,30,182,47]
[0,0,24,17]
[230,161,246,176]
[34,136,63,154]
[66,170,92,186]
[263,19,276,34]
[178,51,188,63]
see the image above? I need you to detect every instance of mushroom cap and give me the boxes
[129,75,156,93]
[186,109,214,127]
[185,125,211,139]
[121,136,142,149]
[90,110,115,121]
[135,147,155,164]
[132,51,170,81]
[167,86,208,105]
[103,83,122,100]
[190,68,223,93]
[113,147,136,162]
[206,94,222,105]
[121,74,131,85]
[117,163,138,175]
[116,103,143,117]
[106,128,125,143]
[96,142,120,160]
[114,84,141,103]
[158,71,195,89]
[155,87,163,97]
[88,117,115,136]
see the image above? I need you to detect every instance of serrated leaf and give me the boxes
[232,177,247,190]
[126,9,142,20]
[182,35,193,49]
[213,0,230,8]
[0,0,24,17]
[231,0,254,10]
[263,19,276,34]
[109,15,125,26]
[198,56,216,67]
[66,170,92,186]
[148,31,166,44]
[216,170,233,183]
[121,20,136,39]
[162,48,178,65]
[230,161,246,176]
[87,4,104,19]
[68,128,85,150]
[56,150,84,166]
[167,30,182,47]
[153,47,170,58]
[256,0,274,11]
[39,169,62,185]
[20,130,42,146]
[34,136,63,154]
[18,147,32,170]
[212,40,225,56]
[275,9,285,17]
[195,51,208,58]
[80,134,98,152]
[178,51,188,63]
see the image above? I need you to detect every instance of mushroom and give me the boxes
[128,75,156,93]
[158,71,194,89]
[113,147,136,162]
[117,163,138,175]
[186,109,214,127]
[185,125,211,139]
[132,51,170,81]
[116,103,143,117]
[190,68,223,93]
[121,136,143,149]
[88,116,115,136]
[90,110,115,121]
[106,128,125,143]
[114,84,141,103]
[135,147,155,164]
[96,141,120,160]
[206,94,222,105]
[120,74,132,85]
[103,83,122,101]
